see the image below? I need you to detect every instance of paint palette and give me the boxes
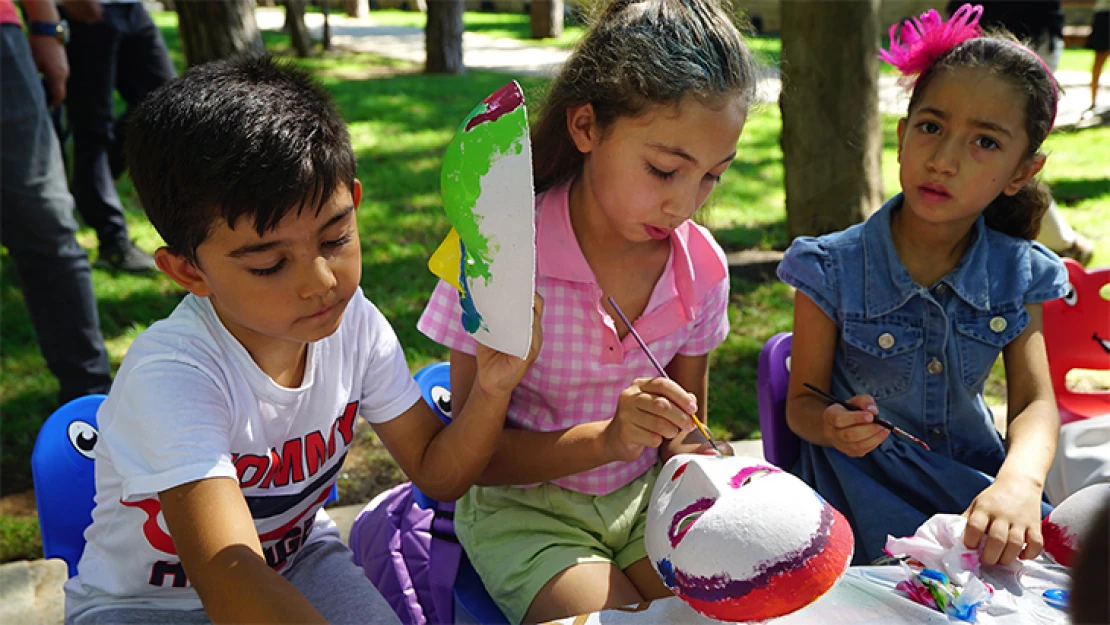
[429,81,537,359]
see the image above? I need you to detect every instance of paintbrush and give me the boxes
[606,297,722,455]
[801,382,931,451]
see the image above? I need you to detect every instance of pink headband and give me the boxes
[878,3,1058,128]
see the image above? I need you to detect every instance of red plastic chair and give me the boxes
[1043,259,1110,425]
[757,332,800,469]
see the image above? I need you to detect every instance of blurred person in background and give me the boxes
[1,0,112,404]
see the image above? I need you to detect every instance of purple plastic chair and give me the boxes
[757,332,800,469]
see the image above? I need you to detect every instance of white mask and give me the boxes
[646,454,854,622]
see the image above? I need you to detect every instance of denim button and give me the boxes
[877,332,896,349]
[927,358,944,375]
[989,316,1007,333]
[930,428,945,438]
[935,284,947,294]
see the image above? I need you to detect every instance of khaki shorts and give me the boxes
[455,466,659,624]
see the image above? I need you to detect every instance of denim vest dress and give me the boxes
[777,195,1067,563]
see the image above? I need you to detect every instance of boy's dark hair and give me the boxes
[530,0,759,193]
[126,55,356,265]
[906,34,1059,240]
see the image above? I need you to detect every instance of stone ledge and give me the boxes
[0,559,66,625]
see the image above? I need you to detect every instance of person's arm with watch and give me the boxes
[20,1,69,107]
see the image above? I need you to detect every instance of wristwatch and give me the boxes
[28,20,69,45]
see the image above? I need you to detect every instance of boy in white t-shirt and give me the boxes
[63,56,542,625]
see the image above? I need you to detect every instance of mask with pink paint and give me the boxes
[646,454,854,622]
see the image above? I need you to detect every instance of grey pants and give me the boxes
[68,537,401,625]
[0,25,112,402]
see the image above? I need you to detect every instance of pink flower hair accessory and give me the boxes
[878,3,983,81]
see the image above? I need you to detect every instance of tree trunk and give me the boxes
[779,0,883,239]
[176,0,265,69]
[530,0,563,39]
[322,0,332,51]
[425,0,464,74]
[287,0,313,57]
[342,0,369,18]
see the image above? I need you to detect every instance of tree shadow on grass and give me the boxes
[1049,177,1110,206]
[712,217,788,252]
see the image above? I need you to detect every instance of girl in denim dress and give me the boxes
[778,4,1068,566]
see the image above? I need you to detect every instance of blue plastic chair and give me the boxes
[756,332,801,470]
[31,394,337,579]
[412,362,509,624]
[31,394,106,577]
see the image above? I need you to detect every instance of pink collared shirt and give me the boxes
[1,0,21,25]
[417,178,730,495]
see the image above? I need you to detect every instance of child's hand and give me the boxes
[604,377,697,462]
[962,474,1045,566]
[821,394,887,457]
[473,295,544,397]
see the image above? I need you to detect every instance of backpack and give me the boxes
[349,482,461,625]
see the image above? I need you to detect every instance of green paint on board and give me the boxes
[440,104,527,283]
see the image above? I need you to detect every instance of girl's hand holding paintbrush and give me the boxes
[603,377,703,463]
[809,388,890,458]
[603,297,729,461]
[801,383,931,455]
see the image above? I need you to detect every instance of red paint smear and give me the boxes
[670,461,689,481]
[678,508,855,622]
[1042,519,1079,566]
[463,82,523,132]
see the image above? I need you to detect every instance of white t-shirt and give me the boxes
[64,289,422,619]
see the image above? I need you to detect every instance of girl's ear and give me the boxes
[1002,153,1047,196]
[566,103,598,155]
[155,248,212,297]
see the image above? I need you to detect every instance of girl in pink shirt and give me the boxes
[418,0,758,621]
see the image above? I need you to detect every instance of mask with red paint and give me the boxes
[1042,483,1110,567]
[646,454,854,622]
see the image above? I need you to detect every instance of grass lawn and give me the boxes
[1,11,1107,562]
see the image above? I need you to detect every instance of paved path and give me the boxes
[256,7,1110,128]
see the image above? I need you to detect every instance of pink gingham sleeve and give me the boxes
[677,277,730,356]
[417,280,478,355]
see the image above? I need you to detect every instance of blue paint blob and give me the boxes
[457,240,483,333]
[920,568,949,585]
[656,558,677,589]
[1042,588,1068,610]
